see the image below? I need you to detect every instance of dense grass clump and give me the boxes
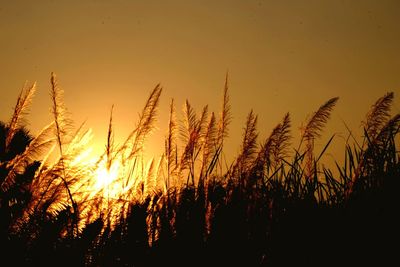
[0,74,399,266]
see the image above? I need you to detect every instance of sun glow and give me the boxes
[95,160,121,192]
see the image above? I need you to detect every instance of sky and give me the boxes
[1,0,399,165]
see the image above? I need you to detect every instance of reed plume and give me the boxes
[106,105,115,171]
[362,92,394,141]
[197,105,209,139]
[234,110,258,178]
[143,158,155,197]
[348,92,398,195]
[121,84,162,159]
[375,113,400,144]
[180,100,197,145]
[2,122,55,192]
[50,73,72,153]
[200,112,217,182]
[165,99,178,189]
[50,72,78,234]
[119,84,162,189]
[30,122,93,220]
[214,73,231,176]
[217,73,231,147]
[271,112,291,169]
[301,97,339,178]
[179,100,197,175]
[179,101,208,185]
[254,112,292,177]
[5,82,36,151]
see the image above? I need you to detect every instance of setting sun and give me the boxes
[95,161,119,188]
[94,160,121,193]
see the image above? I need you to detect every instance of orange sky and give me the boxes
[1,0,399,165]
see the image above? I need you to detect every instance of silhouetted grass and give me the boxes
[0,74,399,266]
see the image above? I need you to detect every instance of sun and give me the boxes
[94,160,121,193]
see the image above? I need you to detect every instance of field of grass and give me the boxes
[1,73,399,266]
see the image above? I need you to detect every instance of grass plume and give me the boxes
[301,97,339,178]
[5,82,36,151]
[165,99,178,190]
[363,92,394,141]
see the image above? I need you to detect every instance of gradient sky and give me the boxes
[1,0,399,165]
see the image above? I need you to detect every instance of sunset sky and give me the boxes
[1,0,399,164]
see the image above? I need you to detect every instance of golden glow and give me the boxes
[1,1,399,228]
[94,160,121,192]
[1,1,399,172]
